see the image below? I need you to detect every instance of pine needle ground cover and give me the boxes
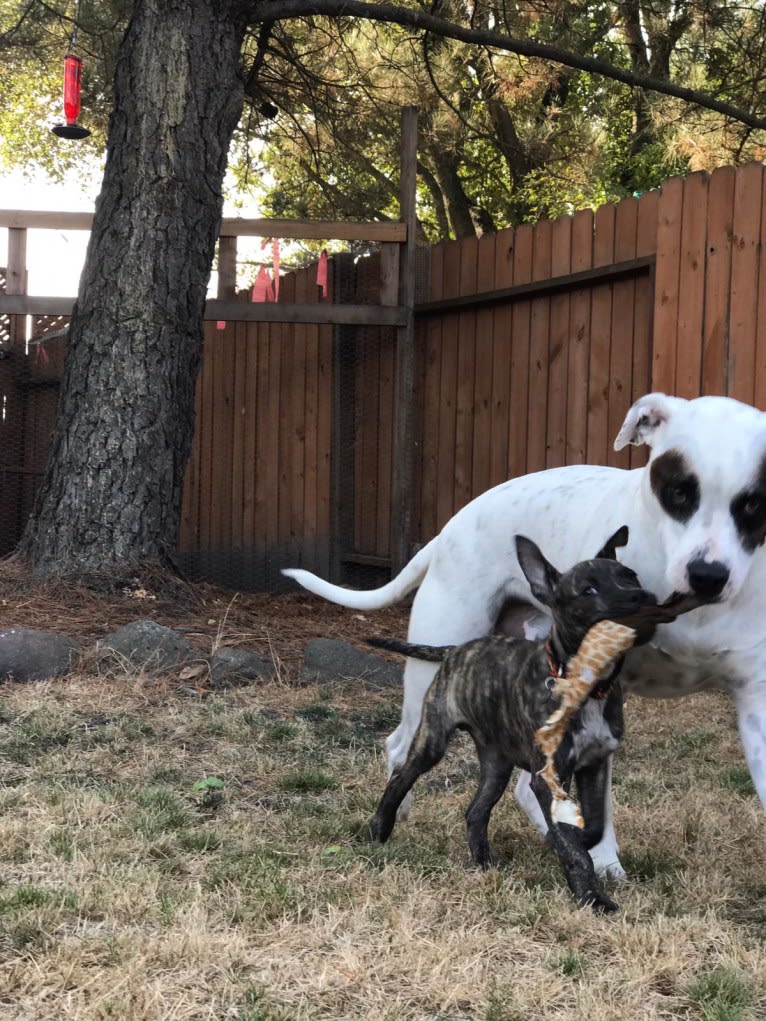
[0,579,764,1020]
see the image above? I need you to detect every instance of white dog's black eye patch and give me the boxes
[650,450,700,523]
[731,459,766,550]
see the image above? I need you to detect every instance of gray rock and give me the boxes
[0,627,80,682]
[209,646,276,687]
[299,637,402,689]
[97,619,197,674]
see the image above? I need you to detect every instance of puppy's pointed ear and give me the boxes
[595,525,629,561]
[614,393,685,451]
[515,535,561,607]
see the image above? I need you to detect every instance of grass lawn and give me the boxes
[0,584,764,1019]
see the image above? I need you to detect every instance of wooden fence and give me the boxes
[1,160,765,590]
[348,163,766,569]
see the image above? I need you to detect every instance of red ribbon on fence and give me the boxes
[251,264,275,303]
[317,249,328,299]
[251,238,281,302]
[272,238,280,301]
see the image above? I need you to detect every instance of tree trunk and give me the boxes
[427,146,477,239]
[19,0,247,578]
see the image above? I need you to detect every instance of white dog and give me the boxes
[284,393,766,878]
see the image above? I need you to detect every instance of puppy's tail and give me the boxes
[282,538,436,610]
[367,636,453,662]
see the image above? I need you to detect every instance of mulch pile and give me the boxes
[0,558,409,682]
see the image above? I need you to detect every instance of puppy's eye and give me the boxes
[742,495,763,518]
[582,585,599,596]
[670,485,692,507]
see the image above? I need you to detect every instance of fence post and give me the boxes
[217,235,238,300]
[389,106,418,575]
[7,227,27,351]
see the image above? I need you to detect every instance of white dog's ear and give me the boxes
[613,392,684,451]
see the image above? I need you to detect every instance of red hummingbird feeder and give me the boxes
[52,52,90,140]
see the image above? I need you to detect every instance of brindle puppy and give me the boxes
[366,527,702,913]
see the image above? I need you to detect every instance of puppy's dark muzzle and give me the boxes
[609,588,659,644]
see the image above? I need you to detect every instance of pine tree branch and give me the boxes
[249,0,766,130]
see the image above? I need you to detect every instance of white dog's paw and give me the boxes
[591,853,628,882]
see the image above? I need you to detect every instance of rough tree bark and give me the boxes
[19,0,248,578]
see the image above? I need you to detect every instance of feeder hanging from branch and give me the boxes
[52,48,90,139]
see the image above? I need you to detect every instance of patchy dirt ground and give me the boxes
[1,560,765,1020]
[0,559,410,681]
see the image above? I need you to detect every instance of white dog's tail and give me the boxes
[282,539,435,610]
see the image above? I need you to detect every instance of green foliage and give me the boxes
[0,0,127,177]
[720,765,756,797]
[276,768,338,794]
[686,967,751,1021]
[3,1,766,235]
[232,0,766,237]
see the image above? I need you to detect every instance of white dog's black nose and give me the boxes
[687,559,729,598]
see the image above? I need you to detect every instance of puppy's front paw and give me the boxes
[576,887,618,914]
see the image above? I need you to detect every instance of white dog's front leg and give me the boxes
[385,655,440,820]
[514,761,627,881]
[514,770,549,836]
[734,686,766,809]
[582,758,626,881]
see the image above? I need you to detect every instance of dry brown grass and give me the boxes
[0,568,765,1020]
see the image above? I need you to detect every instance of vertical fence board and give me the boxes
[198,323,216,550]
[566,209,594,465]
[630,189,659,467]
[216,324,236,550]
[241,320,259,546]
[675,173,709,399]
[454,236,479,512]
[728,163,764,405]
[302,268,320,569]
[418,243,444,540]
[436,241,461,529]
[508,224,533,477]
[702,166,735,397]
[255,319,278,558]
[489,226,514,485]
[376,326,395,557]
[316,320,332,575]
[472,233,496,495]
[609,198,638,467]
[277,273,296,550]
[291,271,309,554]
[230,320,247,548]
[527,219,553,474]
[546,215,572,468]
[652,176,684,393]
[587,204,616,465]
